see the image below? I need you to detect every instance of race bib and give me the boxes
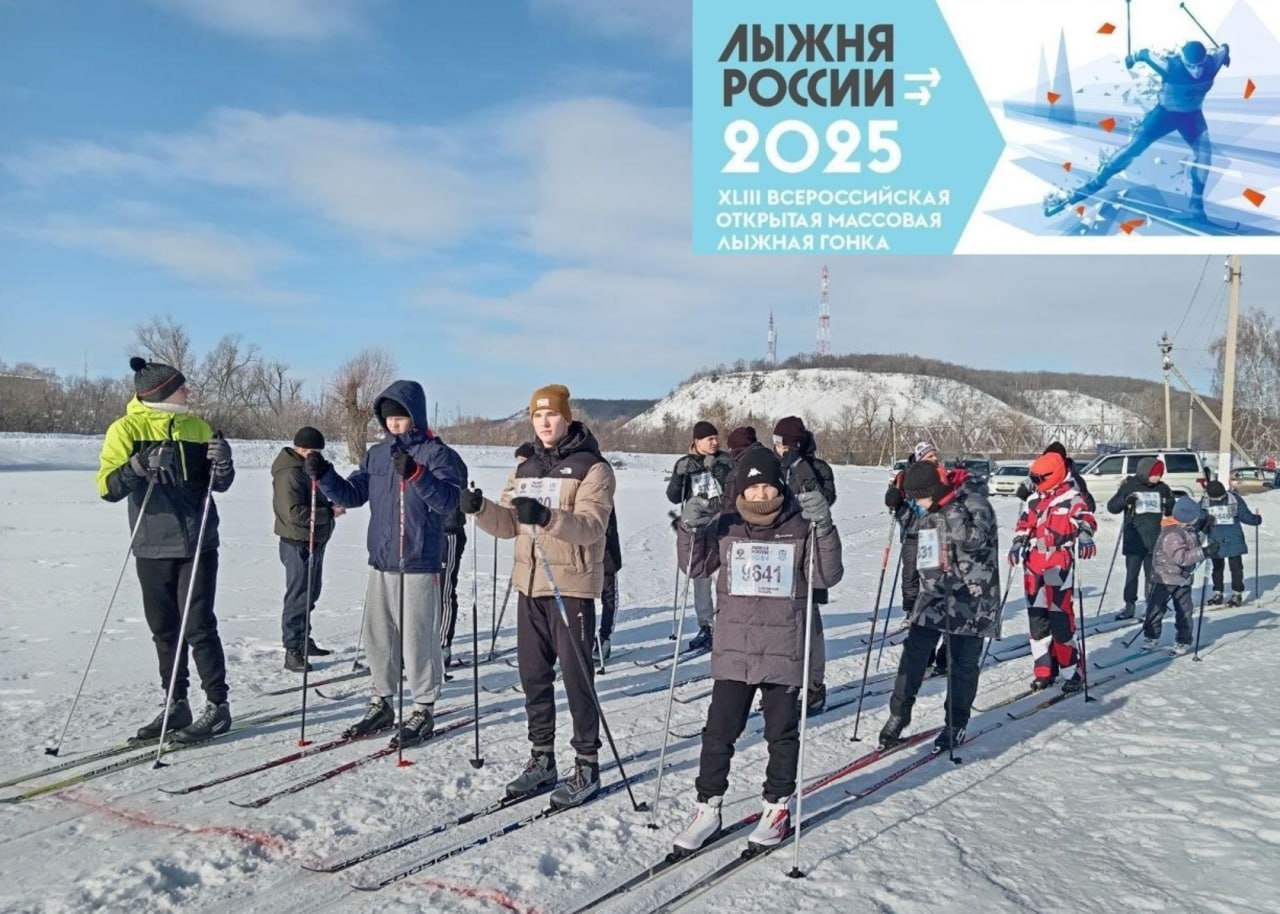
[917,528,941,571]
[514,477,563,510]
[1133,491,1162,515]
[1209,505,1236,525]
[689,469,723,500]
[728,541,795,598]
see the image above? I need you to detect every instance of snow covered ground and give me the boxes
[1,434,1277,914]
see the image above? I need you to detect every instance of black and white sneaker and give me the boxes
[549,756,600,809]
[1228,593,1244,608]
[343,697,394,739]
[932,725,966,754]
[133,698,191,742]
[168,701,231,744]
[390,706,434,748]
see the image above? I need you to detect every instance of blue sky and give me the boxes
[1,0,1273,416]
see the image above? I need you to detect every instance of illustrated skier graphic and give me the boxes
[1046,38,1230,219]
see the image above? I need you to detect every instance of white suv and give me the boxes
[1077,449,1209,505]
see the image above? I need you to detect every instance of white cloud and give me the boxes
[20,220,294,300]
[144,0,381,42]
[530,0,691,56]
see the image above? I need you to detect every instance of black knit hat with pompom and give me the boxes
[130,356,186,403]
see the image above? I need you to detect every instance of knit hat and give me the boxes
[130,356,185,404]
[293,426,325,449]
[727,426,757,451]
[914,440,938,462]
[1206,480,1227,499]
[378,399,412,420]
[1173,497,1201,525]
[1044,441,1068,460]
[692,421,718,441]
[1029,452,1067,493]
[772,416,807,448]
[904,460,947,501]
[529,384,572,421]
[735,447,785,495]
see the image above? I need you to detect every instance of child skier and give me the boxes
[1143,497,1213,654]
[1009,452,1096,692]
[1200,480,1262,607]
[671,448,843,857]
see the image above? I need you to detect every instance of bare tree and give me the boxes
[1211,308,1280,457]
[330,347,397,463]
[133,316,194,373]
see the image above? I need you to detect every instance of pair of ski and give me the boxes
[302,746,652,877]
[570,724,1002,913]
[1,704,304,803]
[160,699,480,797]
[987,616,1138,664]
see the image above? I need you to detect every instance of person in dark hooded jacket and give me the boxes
[670,448,843,859]
[304,380,464,749]
[1106,457,1175,619]
[1200,479,1261,606]
[723,425,769,504]
[772,416,837,712]
[879,460,1000,754]
[271,426,341,672]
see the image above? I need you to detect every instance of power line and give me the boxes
[1172,255,1212,341]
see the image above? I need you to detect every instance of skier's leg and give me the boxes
[1228,555,1245,597]
[759,683,802,801]
[1027,573,1056,681]
[1087,108,1173,192]
[1143,583,1170,640]
[138,557,189,700]
[1176,112,1212,208]
[944,634,983,730]
[1173,585,1195,645]
[404,572,442,709]
[180,550,228,705]
[279,539,308,652]
[362,570,398,700]
[694,679,754,800]
[551,596,600,758]
[889,624,940,719]
[518,594,559,755]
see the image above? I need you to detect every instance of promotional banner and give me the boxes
[693,0,1280,253]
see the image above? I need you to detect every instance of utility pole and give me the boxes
[1159,332,1174,449]
[1217,255,1242,479]
[1186,389,1193,449]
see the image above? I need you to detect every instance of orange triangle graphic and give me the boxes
[1243,188,1266,207]
[1244,78,1256,99]
[1098,22,1116,34]
[1099,117,1117,132]
[1120,218,1145,234]
[1047,91,1061,104]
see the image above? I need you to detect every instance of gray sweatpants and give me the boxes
[693,576,715,627]
[363,569,442,710]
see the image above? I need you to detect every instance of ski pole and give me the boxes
[531,531,647,813]
[979,564,1016,667]
[1192,564,1209,661]
[153,457,219,768]
[1179,1,1220,48]
[669,513,683,640]
[469,514,483,768]
[491,534,499,649]
[646,527,696,826]
[873,543,905,672]
[488,575,513,661]
[1126,0,1132,57]
[351,603,368,672]
[46,467,163,757]
[788,523,819,878]
[1095,529,1122,617]
[849,516,897,742]
[939,525,961,765]
[1074,542,1095,702]
[1255,525,1261,603]
[395,479,412,769]
[298,480,318,747]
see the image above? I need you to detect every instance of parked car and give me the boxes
[1229,466,1270,495]
[988,462,1031,497]
[1077,448,1208,503]
[958,457,995,486]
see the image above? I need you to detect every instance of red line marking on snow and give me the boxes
[1099,117,1117,132]
[1244,78,1256,100]
[404,878,545,914]
[1243,188,1266,207]
[60,791,286,853]
[1098,22,1116,34]
[1120,218,1145,234]
[1047,91,1061,104]
[1062,161,1072,172]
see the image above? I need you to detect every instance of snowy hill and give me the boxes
[622,369,1147,434]
[1,434,1276,913]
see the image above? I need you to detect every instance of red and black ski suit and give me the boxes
[1013,482,1096,682]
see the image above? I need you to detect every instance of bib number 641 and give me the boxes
[723,118,901,175]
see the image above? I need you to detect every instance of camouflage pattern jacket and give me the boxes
[907,484,1001,638]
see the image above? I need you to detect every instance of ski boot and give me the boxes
[746,796,792,852]
[284,649,312,673]
[306,638,332,656]
[671,795,722,858]
[932,725,967,754]
[688,625,712,652]
[1207,591,1225,606]
[390,706,434,748]
[806,683,827,716]
[1030,675,1056,692]
[1228,592,1244,608]
[506,750,557,799]
[1141,637,1160,652]
[878,712,910,749]
[134,698,191,742]
[1061,673,1084,694]
[549,756,599,809]
[343,696,394,739]
[1171,642,1191,656]
[1116,602,1137,621]
[169,701,231,744]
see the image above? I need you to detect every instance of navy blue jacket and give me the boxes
[1200,491,1262,559]
[317,380,463,573]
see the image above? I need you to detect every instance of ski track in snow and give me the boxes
[0,436,1277,913]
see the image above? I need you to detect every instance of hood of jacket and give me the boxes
[373,379,430,437]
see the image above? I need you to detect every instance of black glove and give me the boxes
[391,450,418,478]
[303,451,332,479]
[1014,482,1031,501]
[206,435,232,471]
[129,444,176,486]
[1203,541,1221,558]
[512,496,551,527]
[459,486,485,515]
[673,455,698,477]
[885,486,904,511]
